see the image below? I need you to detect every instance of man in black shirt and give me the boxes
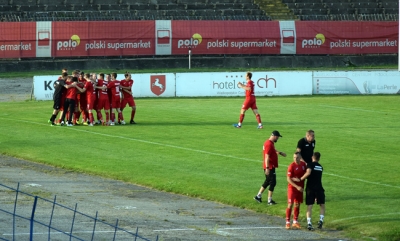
[299,152,325,231]
[48,72,72,126]
[296,130,315,164]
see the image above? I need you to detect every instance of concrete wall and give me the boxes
[0,55,397,72]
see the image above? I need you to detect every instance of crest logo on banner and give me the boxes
[150,75,166,96]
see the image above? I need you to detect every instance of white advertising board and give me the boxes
[33,73,176,100]
[313,71,400,94]
[176,71,312,97]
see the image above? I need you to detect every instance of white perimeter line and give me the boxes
[153,226,283,232]
[320,104,391,114]
[3,230,120,236]
[331,212,400,223]
[2,118,400,190]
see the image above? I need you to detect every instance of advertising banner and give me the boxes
[0,22,36,58]
[34,73,175,100]
[176,71,312,97]
[52,21,155,57]
[171,21,281,55]
[313,71,400,94]
[296,21,398,54]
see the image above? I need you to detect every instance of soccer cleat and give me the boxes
[67,123,73,127]
[48,120,51,123]
[110,122,115,126]
[268,200,277,205]
[285,223,290,230]
[130,120,136,124]
[75,121,80,125]
[88,123,93,126]
[60,121,65,126]
[307,223,314,231]
[233,124,241,128]
[121,120,126,125]
[96,120,101,125]
[253,196,262,203]
[257,125,263,129]
[292,223,301,229]
[50,122,56,126]
[83,122,88,126]
[317,220,323,229]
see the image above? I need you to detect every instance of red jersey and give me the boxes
[245,80,255,99]
[107,80,121,100]
[120,79,133,99]
[287,162,307,190]
[84,81,95,100]
[65,81,77,100]
[97,79,109,99]
[263,140,278,169]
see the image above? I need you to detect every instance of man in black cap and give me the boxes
[254,130,287,205]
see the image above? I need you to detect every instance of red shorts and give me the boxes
[121,97,135,109]
[97,97,110,110]
[242,98,257,110]
[80,96,87,111]
[288,189,303,204]
[111,97,121,109]
[86,95,96,110]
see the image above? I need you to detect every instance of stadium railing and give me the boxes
[0,182,158,241]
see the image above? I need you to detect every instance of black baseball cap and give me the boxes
[272,130,282,137]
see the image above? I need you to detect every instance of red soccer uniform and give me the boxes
[107,80,121,109]
[242,80,257,110]
[65,81,77,100]
[84,81,96,110]
[96,79,110,110]
[287,162,307,204]
[78,77,87,110]
[263,140,278,169]
[120,79,135,108]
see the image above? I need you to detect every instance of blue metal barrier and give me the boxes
[0,183,158,241]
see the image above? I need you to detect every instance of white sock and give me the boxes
[268,197,272,202]
[257,193,262,197]
[320,215,324,221]
[307,218,311,224]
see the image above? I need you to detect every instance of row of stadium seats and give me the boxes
[0,3,262,12]
[299,13,398,21]
[293,8,398,15]
[0,10,271,22]
[287,2,398,9]
[3,0,256,5]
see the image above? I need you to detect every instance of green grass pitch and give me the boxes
[0,95,399,241]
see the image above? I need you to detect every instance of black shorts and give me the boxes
[262,168,276,191]
[305,187,325,205]
[53,99,61,110]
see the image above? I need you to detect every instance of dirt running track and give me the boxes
[0,78,349,241]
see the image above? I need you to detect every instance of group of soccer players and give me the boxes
[48,68,137,126]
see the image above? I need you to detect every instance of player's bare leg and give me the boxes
[130,106,137,124]
[252,109,263,129]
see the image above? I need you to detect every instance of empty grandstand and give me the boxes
[0,0,398,22]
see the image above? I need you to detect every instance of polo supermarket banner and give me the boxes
[170,21,281,55]
[296,21,398,54]
[52,21,155,57]
[0,22,36,58]
[313,71,400,94]
[1,21,398,59]
[175,72,312,97]
[33,73,175,100]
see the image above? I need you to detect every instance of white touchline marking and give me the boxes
[332,212,400,223]
[2,118,400,190]
[153,227,283,232]
[320,104,393,114]
[3,230,120,236]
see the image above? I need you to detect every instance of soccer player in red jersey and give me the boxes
[76,72,88,125]
[233,72,263,129]
[285,152,307,229]
[107,72,125,125]
[254,130,286,205]
[75,73,96,126]
[95,73,111,125]
[120,72,137,124]
[60,76,78,126]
